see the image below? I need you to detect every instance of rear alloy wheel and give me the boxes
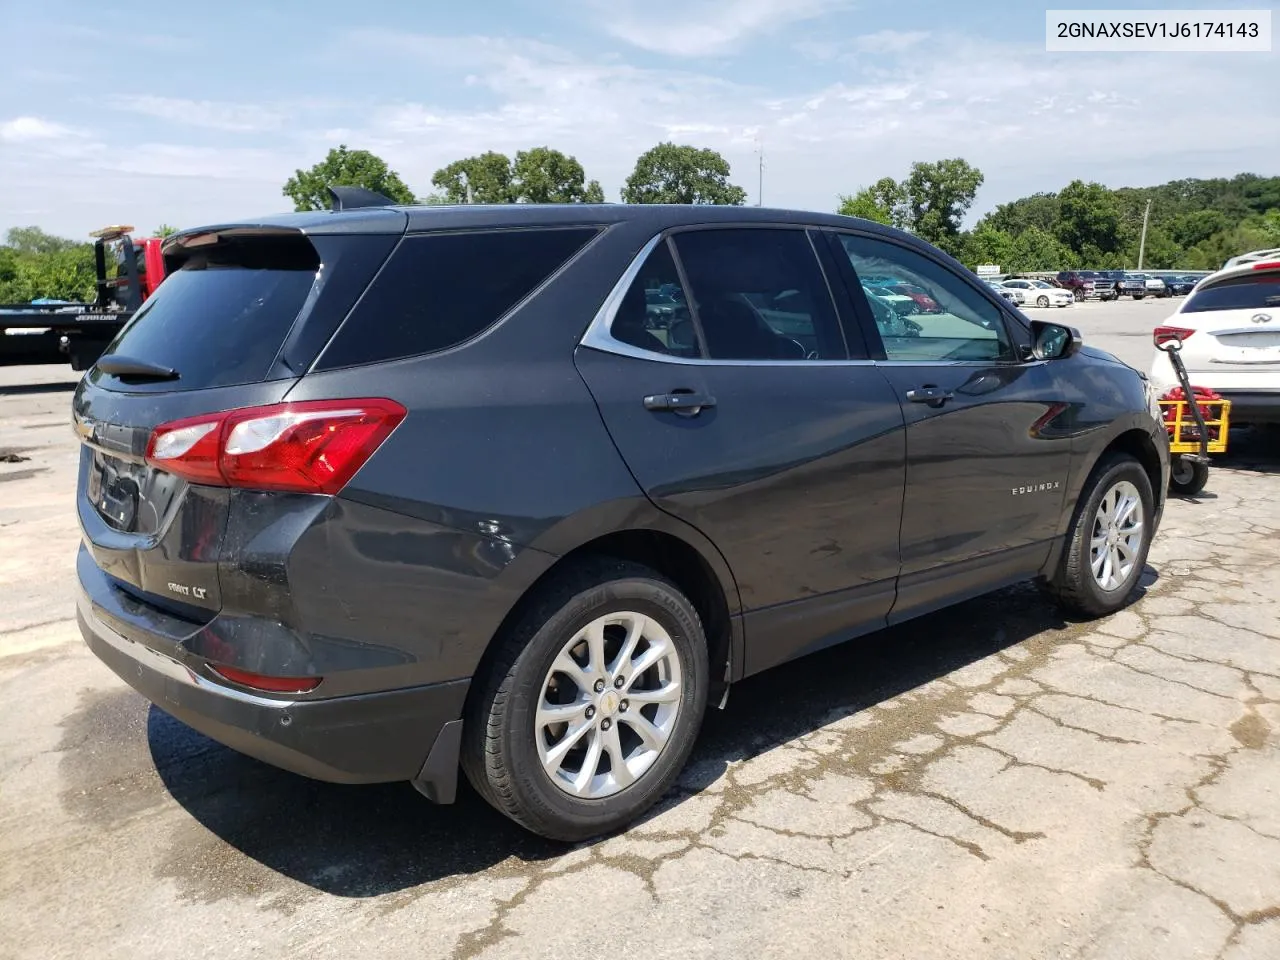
[461,560,708,841]
[1037,295,1050,308]
[1047,454,1154,618]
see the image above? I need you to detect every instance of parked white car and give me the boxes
[1148,257,1280,425]
[1130,273,1167,296]
[983,280,1018,303]
[1000,279,1073,308]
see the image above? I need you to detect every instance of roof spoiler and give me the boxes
[327,186,397,211]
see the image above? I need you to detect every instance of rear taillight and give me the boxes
[1251,261,1280,270]
[210,664,322,693]
[1153,326,1196,347]
[146,398,405,494]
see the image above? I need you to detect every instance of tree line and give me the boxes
[281,142,747,210]
[840,161,1280,271]
[5,139,1276,304]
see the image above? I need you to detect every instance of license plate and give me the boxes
[1216,331,1280,363]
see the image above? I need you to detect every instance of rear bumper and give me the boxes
[1216,391,1280,425]
[76,584,469,794]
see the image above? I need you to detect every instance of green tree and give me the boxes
[1169,209,1228,249]
[0,244,98,302]
[980,193,1061,238]
[962,223,1017,269]
[901,158,984,247]
[1007,226,1073,272]
[511,147,596,203]
[837,177,906,227]
[431,151,516,204]
[1137,226,1182,269]
[152,224,179,238]
[621,143,747,205]
[5,226,80,255]
[1054,180,1123,258]
[583,179,606,203]
[283,145,415,212]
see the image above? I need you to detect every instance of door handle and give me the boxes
[905,385,953,407]
[643,392,716,415]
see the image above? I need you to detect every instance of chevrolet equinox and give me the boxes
[74,199,1170,840]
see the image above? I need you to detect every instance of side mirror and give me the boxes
[1030,320,1083,360]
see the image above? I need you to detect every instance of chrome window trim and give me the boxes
[578,231,878,368]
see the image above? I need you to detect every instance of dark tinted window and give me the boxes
[836,234,1012,362]
[611,240,699,357]
[1183,274,1280,313]
[319,227,597,368]
[100,234,319,391]
[673,229,847,360]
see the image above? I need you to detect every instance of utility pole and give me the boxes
[755,138,765,207]
[1137,198,1152,269]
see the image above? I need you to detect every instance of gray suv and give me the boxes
[74,200,1169,840]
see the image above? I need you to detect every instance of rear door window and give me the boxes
[672,228,848,361]
[317,227,599,369]
[1182,274,1280,313]
[100,233,320,391]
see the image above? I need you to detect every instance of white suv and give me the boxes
[1000,279,1073,308]
[1148,257,1280,425]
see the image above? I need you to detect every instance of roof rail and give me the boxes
[1223,248,1280,269]
[327,186,397,211]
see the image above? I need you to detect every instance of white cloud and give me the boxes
[586,0,856,56]
[107,96,287,132]
[850,29,929,54]
[0,117,77,143]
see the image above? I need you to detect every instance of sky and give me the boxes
[1,0,1277,239]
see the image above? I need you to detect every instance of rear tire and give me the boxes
[1170,457,1210,497]
[1047,453,1154,619]
[461,559,709,841]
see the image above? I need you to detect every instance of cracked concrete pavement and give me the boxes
[2,331,1279,960]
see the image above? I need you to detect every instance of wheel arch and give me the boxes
[470,505,744,717]
[1043,422,1167,580]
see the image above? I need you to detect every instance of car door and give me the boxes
[575,226,906,676]
[824,230,1076,622]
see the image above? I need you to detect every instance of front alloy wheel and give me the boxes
[1089,480,1144,592]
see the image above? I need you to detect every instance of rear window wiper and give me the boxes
[94,354,180,381]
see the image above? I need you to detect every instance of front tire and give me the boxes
[1037,295,1050,308]
[1047,454,1154,618]
[461,559,709,841]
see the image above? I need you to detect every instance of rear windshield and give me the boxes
[100,233,319,390]
[1183,274,1280,313]
[316,227,599,369]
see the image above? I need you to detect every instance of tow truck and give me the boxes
[0,226,165,370]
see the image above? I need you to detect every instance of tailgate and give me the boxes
[75,376,303,618]
[73,224,401,619]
